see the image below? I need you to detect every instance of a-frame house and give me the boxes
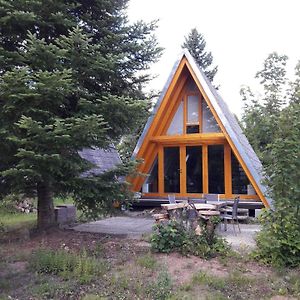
[130,50,272,208]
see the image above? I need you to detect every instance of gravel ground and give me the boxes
[217,223,261,251]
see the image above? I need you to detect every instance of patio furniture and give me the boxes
[220,196,241,234]
[168,194,176,204]
[203,193,220,202]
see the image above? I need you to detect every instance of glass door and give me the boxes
[186,146,203,193]
[164,147,180,193]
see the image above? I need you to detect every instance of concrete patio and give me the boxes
[73,215,260,250]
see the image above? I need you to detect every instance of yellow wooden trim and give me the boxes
[184,58,269,207]
[180,145,186,194]
[203,144,208,193]
[158,145,164,194]
[136,59,187,161]
[151,133,225,145]
[141,192,260,200]
[224,143,232,198]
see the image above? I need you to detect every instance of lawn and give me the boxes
[0,197,76,234]
[0,228,299,300]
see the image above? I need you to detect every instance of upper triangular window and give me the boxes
[166,78,221,135]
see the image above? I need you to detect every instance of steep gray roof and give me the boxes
[133,50,272,207]
[79,146,121,177]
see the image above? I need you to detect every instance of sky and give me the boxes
[127,0,300,115]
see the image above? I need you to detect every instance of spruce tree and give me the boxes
[182,28,218,82]
[0,1,162,228]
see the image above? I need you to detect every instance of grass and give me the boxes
[30,249,109,284]
[136,252,157,270]
[0,196,78,234]
[0,212,36,231]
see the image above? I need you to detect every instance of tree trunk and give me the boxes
[37,180,55,229]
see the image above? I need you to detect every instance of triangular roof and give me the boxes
[133,50,272,208]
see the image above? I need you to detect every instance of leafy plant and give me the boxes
[151,220,229,258]
[151,221,187,253]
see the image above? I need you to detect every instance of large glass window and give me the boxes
[143,156,158,193]
[167,100,183,135]
[164,147,180,193]
[231,152,250,194]
[208,145,224,193]
[186,146,202,193]
[202,101,221,133]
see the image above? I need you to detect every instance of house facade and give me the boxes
[130,50,271,208]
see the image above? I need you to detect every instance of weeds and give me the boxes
[30,249,108,283]
[147,271,173,300]
[136,253,157,270]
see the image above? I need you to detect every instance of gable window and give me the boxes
[202,101,221,133]
[231,151,250,194]
[166,81,221,135]
[167,100,184,135]
[143,156,158,193]
[186,95,200,133]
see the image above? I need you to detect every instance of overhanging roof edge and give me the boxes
[132,53,185,158]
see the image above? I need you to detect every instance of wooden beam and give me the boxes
[203,145,208,193]
[158,145,164,194]
[224,143,232,198]
[150,133,225,145]
[180,145,186,194]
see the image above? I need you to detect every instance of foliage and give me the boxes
[30,249,108,283]
[253,102,300,267]
[182,28,218,83]
[242,54,300,267]
[151,220,229,258]
[0,0,162,228]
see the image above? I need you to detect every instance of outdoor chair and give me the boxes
[168,194,176,204]
[220,196,241,234]
[203,193,220,202]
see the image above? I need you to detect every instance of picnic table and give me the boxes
[153,201,228,237]
[159,202,227,219]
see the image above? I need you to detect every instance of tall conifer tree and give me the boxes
[0,0,162,228]
[182,28,218,83]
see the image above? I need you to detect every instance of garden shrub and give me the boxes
[150,220,229,258]
[253,103,300,268]
[253,205,300,268]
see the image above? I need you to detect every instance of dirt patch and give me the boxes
[156,252,274,285]
[158,253,229,284]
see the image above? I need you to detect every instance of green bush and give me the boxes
[150,221,187,253]
[253,207,300,268]
[151,220,229,258]
[30,249,108,283]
